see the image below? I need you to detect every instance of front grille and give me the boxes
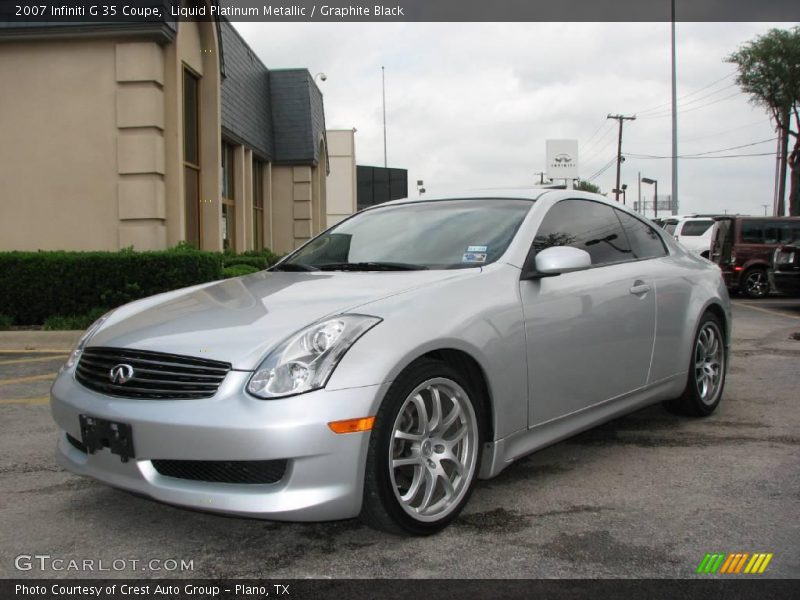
[151,459,287,484]
[75,347,231,400]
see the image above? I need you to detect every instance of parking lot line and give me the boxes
[0,373,57,386]
[0,396,49,405]
[732,301,800,320]
[0,349,72,354]
[0,355,67,366]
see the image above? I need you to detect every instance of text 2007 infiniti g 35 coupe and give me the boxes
[51,190,730,534]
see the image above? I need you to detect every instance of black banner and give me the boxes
[3,579,800,600]
[2,0,800,23]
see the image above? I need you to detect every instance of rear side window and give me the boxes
[533,199,632,266]
[614,210,668,259]
[741,220,764,243]
[680,220,713,236]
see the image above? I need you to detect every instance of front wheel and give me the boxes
[663,312,727,417]
[360,359,483,535]
[740,267,769,299]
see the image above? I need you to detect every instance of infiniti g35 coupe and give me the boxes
[51,190,730,534]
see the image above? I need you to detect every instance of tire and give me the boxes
[663,312,727,417]
[740,267,769,299]
[360,358,484,535]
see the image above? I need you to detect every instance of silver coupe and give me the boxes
[50,190,730,534]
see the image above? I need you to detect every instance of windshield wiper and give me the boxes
[272,262,318,272]
[318,262,429,272]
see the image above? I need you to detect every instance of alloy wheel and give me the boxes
[694,322,724,406]
[388,378,479,523]
[744,270,768,298]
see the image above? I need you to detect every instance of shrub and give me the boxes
[43,307,109,331]
[0,314,13,330]
[0,249,223,326]
[222,264,261,278]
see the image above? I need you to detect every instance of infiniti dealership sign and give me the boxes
[546,139,579,181]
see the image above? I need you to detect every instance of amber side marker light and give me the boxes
[328,416,375,434]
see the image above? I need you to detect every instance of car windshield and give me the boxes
[278,198,533,271]
[664,221,678,235]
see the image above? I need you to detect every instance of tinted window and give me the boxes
[778,222,800,244]
[680,220,713,236]
[615,210,668,259]
[664,221,678,235]
[741,220,764,243]
[533,199,632,266]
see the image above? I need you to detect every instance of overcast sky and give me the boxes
[235,21,798,216]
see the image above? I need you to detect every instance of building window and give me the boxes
[221,142,235,251]
[253,161,264,249]
[183,68,201,247]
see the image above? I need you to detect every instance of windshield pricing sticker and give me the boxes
[462,252,487,264]
[467,245,488,252]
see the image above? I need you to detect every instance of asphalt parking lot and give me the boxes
[1,300,798,579]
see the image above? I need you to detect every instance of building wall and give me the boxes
[0,21,326,255]
[326,129,357,227]
[0,39,120,250]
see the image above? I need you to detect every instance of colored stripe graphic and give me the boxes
[700,552,774,575]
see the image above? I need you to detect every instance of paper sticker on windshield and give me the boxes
[462,252,487,264]
[467,245,488,252]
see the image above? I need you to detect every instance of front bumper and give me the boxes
[773,271,800,295]
[51,370,390,521]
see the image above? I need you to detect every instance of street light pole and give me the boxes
[381,66,387,168]
[641,177,658,219]
[670,0,679,215]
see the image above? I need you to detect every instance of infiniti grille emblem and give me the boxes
[109,364,135,384]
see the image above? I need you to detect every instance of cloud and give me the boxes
[235,21,796,215]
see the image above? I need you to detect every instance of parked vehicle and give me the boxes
[772,244,800,296]
[662,215,717,257]
[51,191,730,534]
[710,216,800,298]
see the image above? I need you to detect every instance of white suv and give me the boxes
[662,216,716,258]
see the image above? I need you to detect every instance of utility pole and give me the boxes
[670,0,679,215]
[638,172,642,214]
[381,66,387,168]
[607,114,636,202]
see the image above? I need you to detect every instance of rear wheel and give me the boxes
[740,267,769,299]
[664,312,726,417]
[360,359,483,535]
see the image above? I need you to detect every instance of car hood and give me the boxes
[88,270,470,370]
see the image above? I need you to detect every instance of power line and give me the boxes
[626,152,774,160]
[587,157,618,181]
[633,71,737,116]
[626,137,776,159]
[581,119,613,147]
[637,91,743,120]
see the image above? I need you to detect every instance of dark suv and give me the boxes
[773,245,800,295]
[710,216,800,298]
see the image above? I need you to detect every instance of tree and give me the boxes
[726,27,800,216]
[575,180,601,194]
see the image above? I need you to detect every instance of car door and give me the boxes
[519,199,657,427]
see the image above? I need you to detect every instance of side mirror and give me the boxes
[532,246,592,276]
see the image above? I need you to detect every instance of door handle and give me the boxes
[629,282,651,295]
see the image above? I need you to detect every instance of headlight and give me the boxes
[62,311,114,371]
[247,314,381,399]
[774,249,795,265]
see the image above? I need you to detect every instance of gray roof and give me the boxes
[269,69,327,165]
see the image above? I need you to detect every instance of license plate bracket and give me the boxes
[79,415,136,463]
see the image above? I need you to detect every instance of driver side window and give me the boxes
[533,199,633,266]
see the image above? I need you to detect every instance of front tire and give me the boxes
[360,359,483,535]
[664,312,727,417]
[740,267,769,298]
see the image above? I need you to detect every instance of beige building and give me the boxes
[0,15,331,254]
[325,129,358,228]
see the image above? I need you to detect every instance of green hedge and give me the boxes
[0,249,224,326]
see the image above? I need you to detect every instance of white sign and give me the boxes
[546,139,579,181]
